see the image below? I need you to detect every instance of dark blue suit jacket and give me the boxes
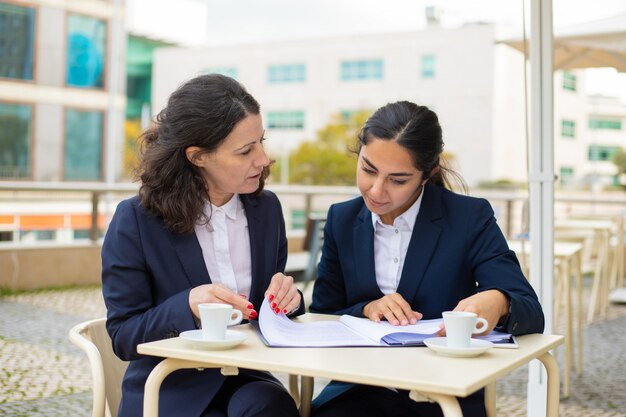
[102,191,304,417]
[310,184,544,415]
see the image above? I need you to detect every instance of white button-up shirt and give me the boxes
[194,194,252,299]
[371,189,424,295]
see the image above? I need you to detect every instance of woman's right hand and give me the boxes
[362,293,422,326]
[189,284,257,320]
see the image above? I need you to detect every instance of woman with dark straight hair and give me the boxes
[310,101,544,417]
[102,74,303,417]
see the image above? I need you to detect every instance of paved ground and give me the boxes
[0,282,625,417]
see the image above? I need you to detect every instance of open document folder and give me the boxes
[256,299,513,347]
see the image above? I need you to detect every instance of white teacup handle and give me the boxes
[228,310,243,326]
[472,317,489,333]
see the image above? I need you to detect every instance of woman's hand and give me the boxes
[438,290,510,336]
[189,283,257,320]
[265,273,301,314]
[362,293,423,326]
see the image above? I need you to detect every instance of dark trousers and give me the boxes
[312,385,486,417]
[201,374,299,417]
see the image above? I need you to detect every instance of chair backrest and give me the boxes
[69,318,128,417]
[302,214,326,285]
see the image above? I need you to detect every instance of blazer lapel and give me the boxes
[354,204,384,298]
[168,230,210,288]
[242,195,263,302]
[396,184,443,305]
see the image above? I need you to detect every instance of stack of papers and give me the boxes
[257,299,513,347]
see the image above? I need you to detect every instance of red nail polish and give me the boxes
[249,311,257,319]
[247,303,253,309]
[271,302,277,309]
[268,294,275,301]
[283,309,288,314]
[274,308,280,314]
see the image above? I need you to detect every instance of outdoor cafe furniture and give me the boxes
[507,240,583,398]
[555,218,616,323]
[138,313,563,417]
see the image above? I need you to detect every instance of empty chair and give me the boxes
[69,318,128,417]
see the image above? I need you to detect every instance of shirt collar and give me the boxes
[209,194,241,220]
[370,187,425,231]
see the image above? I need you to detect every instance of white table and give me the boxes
[138,314,563,417]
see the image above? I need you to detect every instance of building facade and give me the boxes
[153,24,625,188]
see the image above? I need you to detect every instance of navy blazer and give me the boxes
[309,184,544,415]
[102,191,304,417]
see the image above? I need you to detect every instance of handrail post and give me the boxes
[90,192,100,242]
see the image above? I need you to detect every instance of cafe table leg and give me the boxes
[144,358,220,417]
[537,352,560,417]
[485,382,496,417]
[410,391,463,417]
[574,252,584,376]
[299,376,314,417]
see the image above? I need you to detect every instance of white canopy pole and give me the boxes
[527,0,555,416]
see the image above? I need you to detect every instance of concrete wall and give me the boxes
[0,243,102,290]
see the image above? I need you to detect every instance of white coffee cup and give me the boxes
[198,303,243,340]
[442,311,489,348]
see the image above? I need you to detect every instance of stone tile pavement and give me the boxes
[0,284,625,417]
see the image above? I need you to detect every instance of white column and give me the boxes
[528,0,555,416]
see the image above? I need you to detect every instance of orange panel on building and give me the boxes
[71,214,106,229]
[0,215,14,224]
[20,215,65,230]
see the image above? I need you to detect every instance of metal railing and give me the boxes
[1,181,625,244]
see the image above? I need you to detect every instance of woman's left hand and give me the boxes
[438,290,510,336]
[265,273,301,314]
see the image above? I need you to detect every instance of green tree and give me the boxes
[273,111,370,185]
[612,147,626,188]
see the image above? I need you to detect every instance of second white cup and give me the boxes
[442,311,488,348]
[198,303,243,340]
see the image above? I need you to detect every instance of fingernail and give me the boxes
[247,303,253,309]
[271,302,277,309]
[274,308,280,314]
[401,319,408,326]
[239,294,247,298]
[249,311,257,319]
[283,309,288,314]
[268,294,275,301]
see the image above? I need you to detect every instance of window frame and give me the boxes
[0,1,38,83]
[62,106,106,181]
[64,12,109,90]
[0,99,35,180]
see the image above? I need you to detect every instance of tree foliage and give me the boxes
[613,147,626,175]
[273,111,371,185]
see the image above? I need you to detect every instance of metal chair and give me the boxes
[69,318,128,417]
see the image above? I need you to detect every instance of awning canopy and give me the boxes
[501,14,626,72]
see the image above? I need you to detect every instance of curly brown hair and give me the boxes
[136,74,269,234]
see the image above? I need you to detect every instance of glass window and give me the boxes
[267,111,305,129]
[0,3,35,80]
[268,64,306,83]
[64,109,103,180]
[588,145,619,161]
[561,120,575,138]
[340,59,383,81]
[559,166,574,185]
[67,14,107,88]
[421,55,436,78]
[588,118,622,130]
[291,209,306,230]
[0,102,32,178]
[562,71,576,92]
[202,67,238,79]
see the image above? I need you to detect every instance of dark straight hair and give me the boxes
[357,101,465,191]
[136,74,269,234]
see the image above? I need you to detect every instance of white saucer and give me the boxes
[424,337,493,358]
[179,329,247,350]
